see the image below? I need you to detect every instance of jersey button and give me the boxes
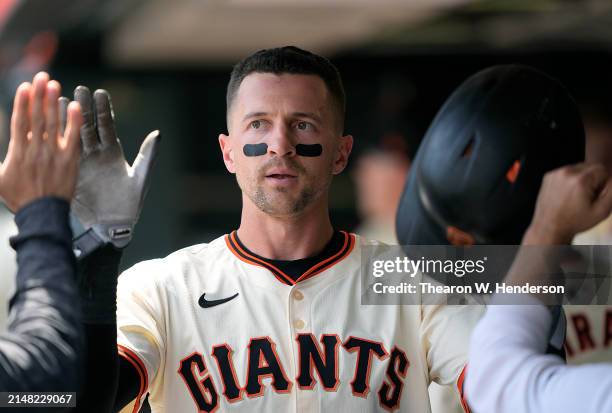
[294,319,305,329]
[293,290,304,301]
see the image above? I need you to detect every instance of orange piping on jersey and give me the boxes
[296,232,349,282]
[296,232,355,283]
[225,231,355,286]
[225,233,295,285]
[227,243,292,286]
[457,364,471,413]
[118,345,148,413]
[118,344,149,413]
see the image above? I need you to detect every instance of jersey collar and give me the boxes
[225,230,355,286]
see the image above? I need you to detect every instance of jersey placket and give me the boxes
[288,284,316,412]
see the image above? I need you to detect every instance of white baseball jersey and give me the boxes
[466,295,612,413]
[353,221,466,413]
[116,231,483,412]
[0,209,18,331]
[567,218,612,365]
[564,305,612,364]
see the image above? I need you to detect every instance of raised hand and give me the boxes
[527,163,612,244]
[63,86,160,250]
[0,72,81,212]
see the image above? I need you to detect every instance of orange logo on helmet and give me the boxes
[446,226,475,246]
[506,160,521,183]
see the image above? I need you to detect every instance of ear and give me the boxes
[218,133,236,174]
[332,134,354,175]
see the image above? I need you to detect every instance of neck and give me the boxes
[237,195,334,260]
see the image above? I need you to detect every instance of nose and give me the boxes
[267,123,296,157]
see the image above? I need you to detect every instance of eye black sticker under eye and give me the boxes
[295,144,322,157]
[243,143,268,157]
[242,143,323,157]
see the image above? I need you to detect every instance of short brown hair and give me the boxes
[227,46,346,132]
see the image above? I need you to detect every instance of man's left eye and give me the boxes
[296,121,311,130]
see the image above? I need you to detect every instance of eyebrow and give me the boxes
[242,112,268,122]
[241,111,322,123]
[293,112,322,123]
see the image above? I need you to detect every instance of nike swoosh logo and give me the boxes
[198,292,239,308]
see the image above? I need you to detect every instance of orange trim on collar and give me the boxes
[225,233,295,285]
[225,231,356,286]
[296,232,354,283]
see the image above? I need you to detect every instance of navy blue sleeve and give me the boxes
[0,197,83,392]
[76,246,141,412]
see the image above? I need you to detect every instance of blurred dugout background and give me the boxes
[0,0,611,270]
[2,1,612,412]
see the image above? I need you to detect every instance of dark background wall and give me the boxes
[2,0,612,270]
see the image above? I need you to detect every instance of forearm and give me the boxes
[505,229,566,305]
[466,296,612,413]
[77,247,141,412]
[78,322,141,412]
[0,197,82,391]
[76,246,123,412]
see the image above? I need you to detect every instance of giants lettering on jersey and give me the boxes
[178,334,409,412]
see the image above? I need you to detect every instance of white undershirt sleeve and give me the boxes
[466,295,612,413]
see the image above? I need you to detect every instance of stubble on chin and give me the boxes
[251,183,316,216]
[237,159,333,216]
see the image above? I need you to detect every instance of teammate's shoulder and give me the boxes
[354,233,401,257]
[356,234,393,247]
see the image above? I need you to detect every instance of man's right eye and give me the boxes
[250,120,261,129]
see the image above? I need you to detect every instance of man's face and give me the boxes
[219,73,353,217]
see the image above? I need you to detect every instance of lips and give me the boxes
[265,169,297,179]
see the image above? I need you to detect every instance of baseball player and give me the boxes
[0,107,17,333]
[566,111,612,366]
[466,163,612,413]
[394,64,611,412]
[0,72,84,390]
[352,141,465,413]
[395,64,581,357]
[69,46,483,413]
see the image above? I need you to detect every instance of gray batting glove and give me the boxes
[60,86,160,255]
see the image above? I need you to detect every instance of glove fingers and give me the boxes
[58,96,69,136]
[133,130,161,191]
[74,86,99,154]
[93,89,119,148]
